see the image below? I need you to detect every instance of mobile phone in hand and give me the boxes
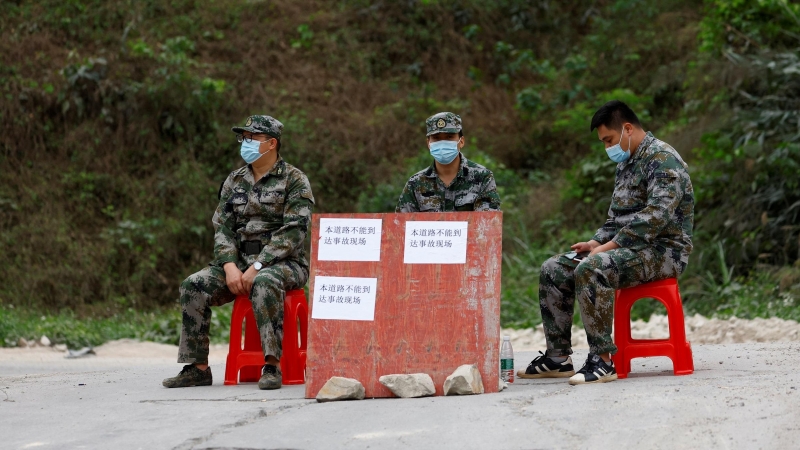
[573,251,590,261]
[565,251,590,261]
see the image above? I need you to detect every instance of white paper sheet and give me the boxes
[311,276,378,321]
[317,218,382,262]
[403,221,468,264]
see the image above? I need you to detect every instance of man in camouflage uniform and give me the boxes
[163,115,314,390]
[518,100,694,385]
[396,112,501,213]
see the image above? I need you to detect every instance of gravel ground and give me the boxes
[503,314,800,351]
[2,344,799,449]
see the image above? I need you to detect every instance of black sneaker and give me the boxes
[569,353,618,385]
[258,364,282,390]
[162,364,212,388]
[517,351,576,379]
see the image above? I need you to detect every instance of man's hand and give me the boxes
[589,240,620,256]
[223,262,245,295]
[241,265,259,294]
[571,240,600,253]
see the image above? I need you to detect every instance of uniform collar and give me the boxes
[425,152,468,180]
[621,132,655,168]
[247,156,286,183]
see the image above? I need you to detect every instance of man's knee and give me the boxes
[540,254,580,291]
[180,268,224,305]
[251,267,287,303]
[180,274,203,305]
[540,255,561,273]
[539,255,566,283]
[573,253,609,283]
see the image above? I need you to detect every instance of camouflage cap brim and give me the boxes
[231,126,260,134]
[231,126,281,139]
[426,127,461,137]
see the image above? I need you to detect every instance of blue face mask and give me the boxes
[606,128,631,163]
[240,140,264,164]
[429,139,460,164]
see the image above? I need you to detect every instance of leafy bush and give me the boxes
[0,0,798,338]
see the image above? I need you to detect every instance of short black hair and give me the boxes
[590,100,641,132]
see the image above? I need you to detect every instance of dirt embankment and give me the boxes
[2,315,799,362]
[503,314,800,351]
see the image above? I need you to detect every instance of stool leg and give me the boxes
[224,297,247,385]
[663,287,694,376]
[613,290,633,379]
[298,298,308,373]
[282,294,304,385]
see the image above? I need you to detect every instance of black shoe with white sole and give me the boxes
[517,351,576,379]
[568,353,618,385]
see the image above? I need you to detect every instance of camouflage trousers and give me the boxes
[539,246,684,356]
[178,259,308,364]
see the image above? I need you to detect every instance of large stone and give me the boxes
[40,335,51,347]
[316,377,365,403]
[379,374,435,398]
[443,364,484,396]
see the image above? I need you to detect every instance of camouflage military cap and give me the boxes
[231,115,283,139]
[425,112,462,136]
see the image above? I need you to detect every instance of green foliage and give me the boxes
[0,0,798,340]
[699,0,800,53]
[680,242,800,320]
[691,49,800,269]
[0,303,233,348]
[291,24,315,49]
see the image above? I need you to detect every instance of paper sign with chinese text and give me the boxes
[318,218,382,262]
[311,276,378,321]
[403,221,468,264]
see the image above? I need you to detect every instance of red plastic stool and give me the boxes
[223,289,309,385]
[612,278,693,379]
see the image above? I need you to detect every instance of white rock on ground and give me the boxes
[379,373,435,398]
[499,378,507,391]
[503,314,800,351]
[315,377,365,403]
[40,336,51,347]
[443,364,484,396]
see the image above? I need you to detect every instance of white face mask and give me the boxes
[605,127,631,163]
[240,140,264,163]
[429,139,460,164]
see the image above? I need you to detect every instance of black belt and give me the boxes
[241,240,263,255]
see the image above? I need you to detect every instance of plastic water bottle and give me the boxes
[500,335,514,383]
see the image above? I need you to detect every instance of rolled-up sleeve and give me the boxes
[211,175,239,267]
[474,173,502,211]
[612,159,685,250]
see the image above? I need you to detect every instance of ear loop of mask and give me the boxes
[619,127,631,152]
[262,139,274,156]
[627,129,631,152]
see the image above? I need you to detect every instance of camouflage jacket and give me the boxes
[592,132,694,264]
[395,153,502,213]
[211,157,315,271]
